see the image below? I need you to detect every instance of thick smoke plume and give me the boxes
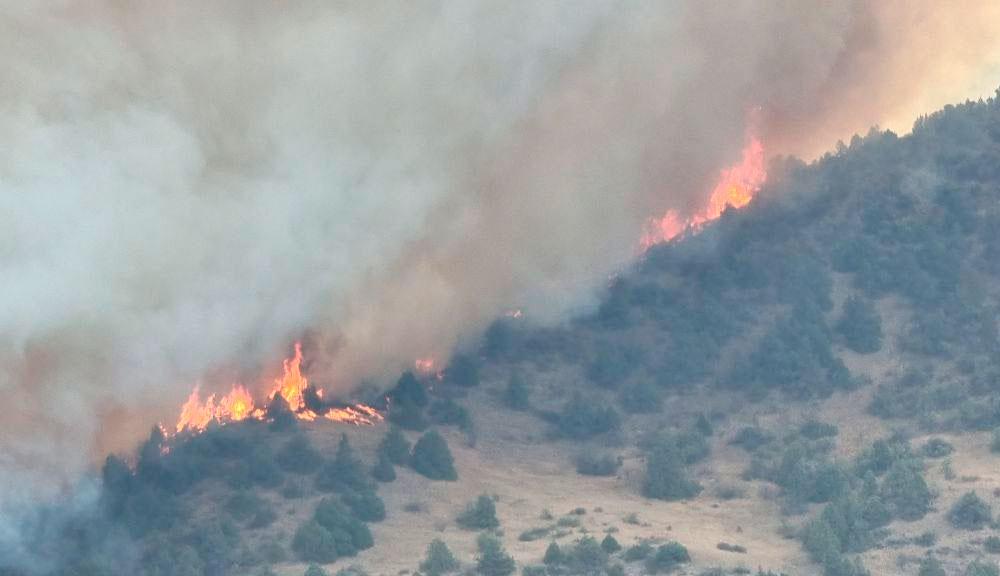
[1,1,999,503]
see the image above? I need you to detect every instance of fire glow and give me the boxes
[641,137,766,250]
[173,342,382,434]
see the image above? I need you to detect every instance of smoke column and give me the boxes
[1,0,999,506]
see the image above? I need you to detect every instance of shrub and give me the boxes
[564,537,607,573]
[836,296,883,353]
[476,534,516,576]
[991,428,1000,453]
[342,489,386,522]
[921,438,954,458]
[316,435,369,493]
[249,503,278,529]
[504,373,531,411]
[411,431,458,481]
[643,444,701,501]
[575,453,620,477]
[717,542,747,554]
[457,494,499,530]
[800,420,839,440]
[429,399,472,431]
[986,536,1000,554]
[918,556,946,576]
[420,539,460,576]
[601,535,621,554]
[966,561,1000,576]
[880,459,932,520]
[292,520,341,563]
[380,426,411,465]
[522,566,547,576]
[518,527,550,542]
[313,498,374,554]
[729,426,773,452]
[949,492,992,530]
[557,393,622,440]
[447,354,481,388]
[277,435,322,475]
[623,542,653,562]
[543,542,564,565]
[618,381,662,414]
[644,542,690,574]
[305,564,328,576]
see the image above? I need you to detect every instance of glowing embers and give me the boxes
[641,137,766,250]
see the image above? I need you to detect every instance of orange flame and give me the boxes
[170,341,383,435]
[270,341,307,412]
[414,357,437,375]
[641,137,765,250]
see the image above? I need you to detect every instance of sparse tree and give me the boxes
[457,495,499,530]
[476,534,516,576]
[420,539,460,576]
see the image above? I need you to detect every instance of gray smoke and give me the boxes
[1,0,999,511]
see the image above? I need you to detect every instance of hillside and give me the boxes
[9,93,1000,576]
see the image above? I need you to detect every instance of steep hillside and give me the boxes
[8,93,1000,576]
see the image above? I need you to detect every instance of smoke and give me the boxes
[1,0,999,506]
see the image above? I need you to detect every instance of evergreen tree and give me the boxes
[380,426,412,465]
[503,372,530,411]
[411,430,458,480]
[880,460,932,520]
[420,539,460,576]
[457,494,500,530]
[543,542,564,565]
[316,435,369,492]
[304,564,328,576]
[917,556,946,576]
[476,534,516,576]
[371,450,396,482]
[949,492,992,530]
[601,535,621,554]
[836,296,883,353]
[643,444,701,501]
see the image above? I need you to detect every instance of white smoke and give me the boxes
[1,0,999,504]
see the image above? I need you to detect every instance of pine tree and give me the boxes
[476,534,515,576]
[420,539,460,576]
[411,430,458,481]
[380,426,411,465]
[371,450,396,482]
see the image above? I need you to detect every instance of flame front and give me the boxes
[171,342,381,434]
[641,137,765,249]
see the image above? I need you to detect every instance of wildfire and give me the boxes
[641,137,766,249]
[171,342,382,434]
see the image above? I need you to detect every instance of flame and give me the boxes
[504,308,523,319]
[641,137,765,249]
[175,384,256,433]
[415,357,437,374]
[270,341,307,412]
[170,342,383,435]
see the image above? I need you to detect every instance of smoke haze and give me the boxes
[1,0,999,508]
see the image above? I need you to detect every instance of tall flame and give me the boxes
[641,137,765,249]
[270,341,307,412]
[171,341,382,434]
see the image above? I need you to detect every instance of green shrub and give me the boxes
[917,556,946,576]
[420,539,460,576]
[522,566,547,576]
[276,435,322,475]
[618,381,662,414]
[305,564,328,576]
[316,435,369,493]
[476,534,516,576]
[342,489,386,522]
[601,535,621,554]
[504,373,531,411]
[949,492,992,530]
[557,393,622,439]
[644,542,690,574]
[966,560,1000,576]
[986,536,1000,554]
[575,453,620,477]
[518,527,550,542]
[543,542,564,565]
[991,428,1000,453]
[411,431,458,481]
[380,426,411,465]
[880,459,932,520]
[565,537,607,573]
[446,354,481,388]
[457,494,499,530]
[371,450,396,482]
[921,438,954,458]
[836,296,883,353]
[799,420,839,440]
[729,426,773,452]
[643,444,701,501]
[623,542,653,562]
